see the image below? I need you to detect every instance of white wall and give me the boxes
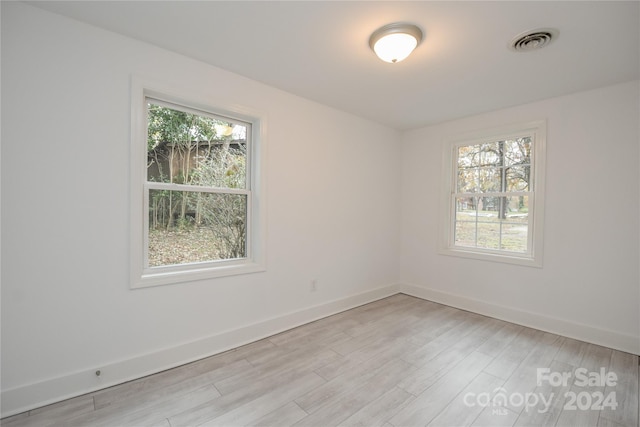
[1,2,401,415]
[400,80,640,354]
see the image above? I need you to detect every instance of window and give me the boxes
[440,121,546,267]
[130,79,266,288]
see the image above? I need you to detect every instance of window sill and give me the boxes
[438,246,542,268]
[131,260,266,289]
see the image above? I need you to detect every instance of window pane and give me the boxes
[478,196,501,218]
[504,137,531,166]
[506,166,530,191]
[457,169,478,193]
[455,197,477,247]
[148,190,247,267]
[504,196,529,222]
[501,223,528,252]
[476,222,500,250]
[147,102,247,188]
[458,145,479,168]
[455,221,476,247]
[456,197,477,219]
[479,167,502,192]
[479,142,500,166]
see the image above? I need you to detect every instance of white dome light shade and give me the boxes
[373,33,418,63]
[369,23,423,63]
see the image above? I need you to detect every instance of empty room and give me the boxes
[1,1,639,426]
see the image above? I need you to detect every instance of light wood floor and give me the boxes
[2,294,638,427]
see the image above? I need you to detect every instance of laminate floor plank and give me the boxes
[90,341,259,410]
[94,358,251,410]
[554,343,612,427]
[248,402,308,427]
[4,294,638,427]
[343,335,414,363]
[200,373,325,427]
[293,359,415,426]
[554,337,590,367]
[272,322,359,346]
[341,310,423,341]
[398,330,494,396]
[476,323,524,358]
[390,351,494,426]
[330,328,392,357]
[600,350,639,427]
[427,372,505,427]
[412,306,467,345]
[227,339,278,361]
[0,395,95,427]
[483,327,548,380]
[405,305,463,346]
[295,352,413,415]
[344,295,414,323]
[66,384,221,427]
[471,316,510,339]
[597,416,628,427]
[167,362,328,426]
[245,331,348,368]
[0,412,30,427]
[214,349,342,396]
[84,361,246,422]
[401,311,489,367]
[471,406,520,427]
[500,333,564,413]
[314,338,420,382]
[511,359,573,427]
[341,297,426,338]
[336,386,414,427]
[373,311,431,340]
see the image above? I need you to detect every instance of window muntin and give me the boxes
[441,122,545,267]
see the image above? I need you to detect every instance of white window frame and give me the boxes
[439,120,546,267]
[130,77,266,288]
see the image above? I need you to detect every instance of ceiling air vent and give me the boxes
[509,28,558,52]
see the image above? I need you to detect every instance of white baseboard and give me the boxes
[399,283,640,356]
[1,284,400,418]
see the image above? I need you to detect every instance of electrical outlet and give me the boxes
[310,279,318,292]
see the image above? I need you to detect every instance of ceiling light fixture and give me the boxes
[369,23,423,63]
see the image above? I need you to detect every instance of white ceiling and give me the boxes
[29,1,640,130]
